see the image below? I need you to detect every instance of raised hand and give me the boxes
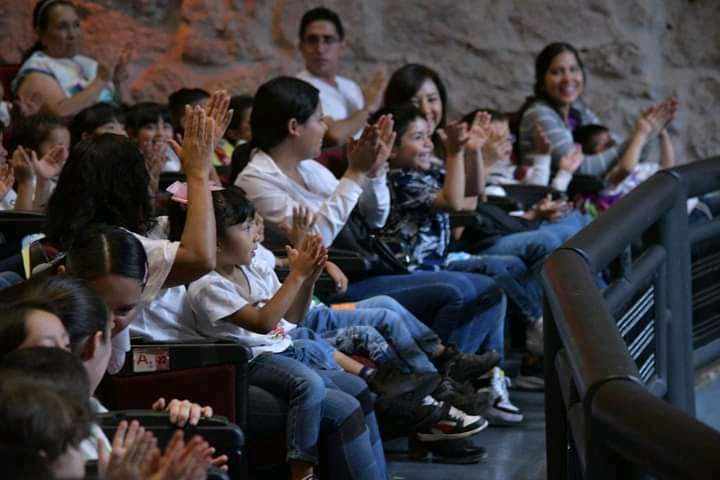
[205,90,233,147]
[559,144,584,173]
[147,431,209,480]
[369,113,396,177]
[114,44,133,84]
[362,68,387,113]
[347,123,381,174]
[636,97,678,138]
[531,122,551,155]
[287,234,327,281]
[100,424,158,480]
[152,397,213,427]
[34,144,68,179]
[140,137,168,185]
[278,206,316,247]
[466,111,492,151]
[0,164,15,201]
[169,105,215,179]
[10,147,34,184]
[436,121,470,156]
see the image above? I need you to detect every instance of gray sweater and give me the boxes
[518,100,622,177]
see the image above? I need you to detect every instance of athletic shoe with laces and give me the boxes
[434,344,500,383]
[476,367,523,425]
[415,397,488,442]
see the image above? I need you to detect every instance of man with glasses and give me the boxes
[297,7,385,145]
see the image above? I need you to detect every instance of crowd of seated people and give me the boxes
[0,1,703,479]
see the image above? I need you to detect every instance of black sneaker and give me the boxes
[434,344,500,383]
[514,354,545,391]
[367,367,441,399]
[377,391,447,439]
[432,377,485,416]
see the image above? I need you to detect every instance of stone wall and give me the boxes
[1,0,719,162]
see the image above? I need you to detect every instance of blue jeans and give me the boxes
[246,380,383,479]
[302,299,439,374]
[337,270,504,355]
[482,229,561,272]
[318,370,386,480]
[538,210,591,244]
[446,253,543,321]
[247,353,326,464]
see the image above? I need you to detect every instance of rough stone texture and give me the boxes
[1,0,719,162]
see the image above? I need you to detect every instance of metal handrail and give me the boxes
[543,157,720,479]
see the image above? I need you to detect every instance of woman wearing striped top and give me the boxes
[517,42,621,178]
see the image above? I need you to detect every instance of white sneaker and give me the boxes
[526,317,544,356]
[416,397,489,441]
[478,367,524,425]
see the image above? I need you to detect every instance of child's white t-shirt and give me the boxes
[130,285,207,342]
[188,268,295,356]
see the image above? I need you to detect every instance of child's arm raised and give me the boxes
[434,121,470,211]
[225,235,327,333]
[165,106,217,287]
[659,129,675,170]
[462,111,492,207]
[285,235,328,323]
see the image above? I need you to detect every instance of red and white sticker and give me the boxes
[132,348,170,373]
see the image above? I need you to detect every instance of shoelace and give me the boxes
[491,368,512,403]
[447,406,473,425]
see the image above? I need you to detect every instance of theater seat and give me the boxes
[96,341,250,426]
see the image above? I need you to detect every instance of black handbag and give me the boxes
[455,204,539,254]
[331,209,410,279]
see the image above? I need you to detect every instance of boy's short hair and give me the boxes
[124,102,172,133]
[369,104,426,146]
[299,7,344,41]
[9,112,65,153]
[168,88,211,129]
[573,124,610,154]
[70,103,125,145]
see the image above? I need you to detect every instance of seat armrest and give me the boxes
[98,411,243,478]
[114,342,251,375]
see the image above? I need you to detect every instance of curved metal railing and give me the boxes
[543,157,720,480]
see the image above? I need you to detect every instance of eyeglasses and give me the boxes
[302,34,341,46]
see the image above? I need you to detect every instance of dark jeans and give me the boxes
[246,362,385,479]
[338,270,506,357]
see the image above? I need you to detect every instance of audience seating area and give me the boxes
[1,2,718,480]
